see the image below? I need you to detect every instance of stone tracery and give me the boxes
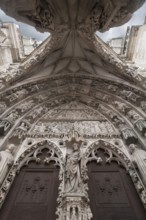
[0,140,64,207]
[0,0,146,219]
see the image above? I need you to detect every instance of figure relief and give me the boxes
[0,102,7,114]
[141,101,146,112]
[129,144,146,186]
[127,110,141,122]
[9,120,31,144]
[0,144,15,186]
[5,110,19,124]
[70,206,78,220]
[121,127,138,145]
[135,119,146,136]
[114,101,129,113]
[0,120,12,136]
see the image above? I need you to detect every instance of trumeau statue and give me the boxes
[0,145,15,186]
[64,143,81,194]
[57,139,93,220]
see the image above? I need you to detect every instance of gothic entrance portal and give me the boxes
[0,148,60,220]
[87,148,146,220]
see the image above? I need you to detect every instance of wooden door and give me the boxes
[87,150,146,220]
[0,155,60,220]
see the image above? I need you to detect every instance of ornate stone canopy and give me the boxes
[0,0,146,91]
[0,0,145,33]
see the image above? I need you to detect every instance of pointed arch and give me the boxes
[83,140,146,209]
[0,140,64,208]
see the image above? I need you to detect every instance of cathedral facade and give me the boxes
[0,0,146,219]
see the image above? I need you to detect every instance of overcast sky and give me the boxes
[0,2,146,42]
[0,9,49,41]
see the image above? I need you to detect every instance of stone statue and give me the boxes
[135,119,146,136]
[0,102,6,114]
[70,207,78,220]
[129,144,146,186]
[121,128,138,145]
[12,121,30,142]
[0,144,15,186]
[64,143,81,194]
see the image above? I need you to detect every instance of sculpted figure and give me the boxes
[0,145,15,186]
[64,143,81,193]
[0,120,11,136]
[0,102,6,114]
[71,207,78,220]
[5,110,19,124]
[129,144,146,186]
[135,119,146,136]
[12,121,30,141]
[114,101,131,114]
[121,128,137,145]
[141,101,146,112]
[127,110,141,121]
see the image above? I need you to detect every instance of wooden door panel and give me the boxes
[0,167,59,220]
[88,161,146,220]
[92,171,130,207]
[14,170,54,205]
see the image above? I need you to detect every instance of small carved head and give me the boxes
[129,144,137,155]
[7,144,16,155]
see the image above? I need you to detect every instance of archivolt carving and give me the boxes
[83,140,146,207]
[0,79,145,124]
[0,140,64,208]
[0,83,146,152]
[1,89,146,151]
[1,76,146,109]
[1,82,145,121]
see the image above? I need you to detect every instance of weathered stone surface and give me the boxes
[0,0,145,33]
[0,0,146,219]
